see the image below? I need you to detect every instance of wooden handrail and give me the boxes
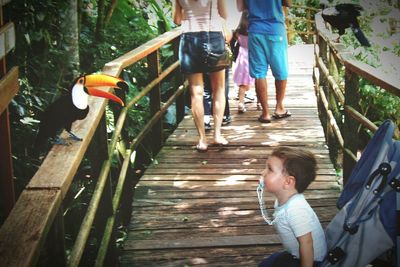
[315,13,400,96]
[0,28,185,267]
[314,12,400,182]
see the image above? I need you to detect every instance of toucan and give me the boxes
[322,3,371,47]
[34,73,127,150]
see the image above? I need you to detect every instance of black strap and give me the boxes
[365,162,391,194]
[326,247,346,264]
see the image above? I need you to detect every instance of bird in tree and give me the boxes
[321,3,371,47]
[34,73,127,150]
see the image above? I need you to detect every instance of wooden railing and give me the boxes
[313,12,400,183]
[286,5,320,44]
[0,27,185,267]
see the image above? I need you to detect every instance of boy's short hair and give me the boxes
[271,146,317,193]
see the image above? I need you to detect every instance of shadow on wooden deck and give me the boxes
[120,44,341,267]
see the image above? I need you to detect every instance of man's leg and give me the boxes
[203,73,212,116]
[248,33,270,122]
[222,67,231,124]
[268,35,290,117]
[275,79,287,115]
[203,73,212,130]
[255,78,271,121]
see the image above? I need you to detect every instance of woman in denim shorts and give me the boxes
[174,0,229,152]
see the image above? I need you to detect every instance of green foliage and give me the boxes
[80,0,157,73]
[148,0,174,33]
[6,0,174,190]
[3,0,176,263]
[6,0,74,191]
[359,81,400,128]
[289,1,321,44]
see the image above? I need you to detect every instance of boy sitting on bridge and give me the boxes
[257,146,327,267]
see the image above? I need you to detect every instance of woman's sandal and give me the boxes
[272,110,292,120]
[258,116,271,123]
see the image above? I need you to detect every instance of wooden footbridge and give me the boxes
[119,44,341,266]
[0,10,399,267]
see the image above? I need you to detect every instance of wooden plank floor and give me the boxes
[120,45,341,266]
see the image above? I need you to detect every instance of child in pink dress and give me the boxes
[233,11,255,113]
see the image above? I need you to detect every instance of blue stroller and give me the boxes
[321,120,400,267]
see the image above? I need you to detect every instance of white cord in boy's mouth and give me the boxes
[257,176,275,225]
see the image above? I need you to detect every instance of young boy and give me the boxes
[258,146,327,267]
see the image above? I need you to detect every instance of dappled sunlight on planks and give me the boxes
[215,175,255,186]
[190,258,208,264]
[218,209,256,216]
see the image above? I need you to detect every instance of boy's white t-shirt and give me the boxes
[273,193,327,261]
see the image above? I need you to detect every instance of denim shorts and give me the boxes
[248,33,288,80]
[179,31,225,74]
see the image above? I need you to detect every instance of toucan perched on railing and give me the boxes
[34,73,127,150]
[321,3,371,47]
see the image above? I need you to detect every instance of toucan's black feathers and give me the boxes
[33,74,126,152]
[321,3,371,47]
[33,95,89,150]
[117,81,129,91]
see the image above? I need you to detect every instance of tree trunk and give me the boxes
[105,0,118,26]
[96,0,106,41]
[62,0,80,78]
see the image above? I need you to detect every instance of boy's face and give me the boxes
[261,156,288,194]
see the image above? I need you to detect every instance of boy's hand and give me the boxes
[297,232,314,267]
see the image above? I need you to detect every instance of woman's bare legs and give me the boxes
[188,73,208,151]
[209,69,228,145]
[238,84,250,113]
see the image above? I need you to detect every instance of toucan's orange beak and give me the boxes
[84,73,127,106]
[86,88,124,106]
[84,73,128,90]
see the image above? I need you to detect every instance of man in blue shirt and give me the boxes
[237,0,292,123]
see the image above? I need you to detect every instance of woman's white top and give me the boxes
[178,0,224,32]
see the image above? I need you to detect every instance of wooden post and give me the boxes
[327,49,341,166]
[343,68,360,183]
[0,109,14,219]
[306,9,312,44]
[318,37,329,139]
[44,208,67,267]
[173,37,185,123]
[0,5,16,222]
[147,51,163,152]
[324,45,334,153]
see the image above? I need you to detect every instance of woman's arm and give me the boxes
[298,232,314,267]
[173,0,183,25]
[217,0,227,19]
[236,0,246,11]
[217,0,232,42]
